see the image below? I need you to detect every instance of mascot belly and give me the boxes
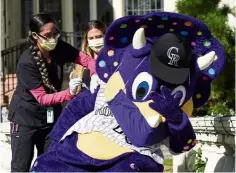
[31,11,225,172]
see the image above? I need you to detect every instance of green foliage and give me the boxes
[164,159,173,172]
[192,147,208,172]
[164,159,173,166]
[176,0,235,116]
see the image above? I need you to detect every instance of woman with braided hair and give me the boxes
[8,13,97,172]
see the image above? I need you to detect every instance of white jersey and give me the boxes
[61,80,167,165]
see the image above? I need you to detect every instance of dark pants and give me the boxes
[10,122,52,172]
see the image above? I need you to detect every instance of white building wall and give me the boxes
[163,0,178,12]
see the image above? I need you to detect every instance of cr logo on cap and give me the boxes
[167,47,180,66]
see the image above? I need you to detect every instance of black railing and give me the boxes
[1,42,28,106]
[60,31,83,49]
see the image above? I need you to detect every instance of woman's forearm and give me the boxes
[30,86,73,106]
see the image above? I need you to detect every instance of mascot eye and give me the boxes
[132,72,153,100]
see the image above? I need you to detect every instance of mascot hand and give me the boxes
[90,74,100,94]
[149,85,183,124]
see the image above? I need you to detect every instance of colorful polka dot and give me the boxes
[172,22,178,25]
[120,37,128,43]
[108,36,114,40]
[34,161,38,167]
[184,21,192,26]
[196,94,201,99]
[169,28,174,32]
[197,31,203,36]
[120,24,127,28]
[180,31,188,36]
[157,24,164,28]
[208,68,215,75]
[214,55,218,61]
[113,61,118,67]
[161,16,168,20]
[191,42,196,46]
[107,50,114,56]
[140,25,148,28]
[203,40,211,47]
[183,145,190,150]
[187,139,192,144]
[203,76,208,81]
[104,73,108,78]
[148,18,152,21]
[99,60,106,68]
[130,163,135,169]
[135,19,140,22]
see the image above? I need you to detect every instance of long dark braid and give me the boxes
[27,31,57,92]
[28,13,57,92]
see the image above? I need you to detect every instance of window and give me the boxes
[21,0,33,38]
[39,0,62,29]
[125,0,163,15]
[73,0,89,48]
[97,0,113,26]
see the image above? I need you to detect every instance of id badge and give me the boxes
[47,107,54,123]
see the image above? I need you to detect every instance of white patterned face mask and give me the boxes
[88,38,104,53]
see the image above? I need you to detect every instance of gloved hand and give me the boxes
[90,74,100,94]
[149,85,183,124]
[69,77,82,96]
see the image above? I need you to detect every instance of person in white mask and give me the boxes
[8,13,97,172]
[76,20,107,93]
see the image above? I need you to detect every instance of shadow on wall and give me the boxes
[214,155,235,172]
[173,149,197,172]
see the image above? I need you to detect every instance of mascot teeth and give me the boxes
[146,115,162,128]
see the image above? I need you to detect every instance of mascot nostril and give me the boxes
[31,12,225,172]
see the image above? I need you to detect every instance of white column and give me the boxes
[160,0,164,11]
[89,0,97,20]
[33,0,40,14]
[112,0,125,20]
[61,0,74,45]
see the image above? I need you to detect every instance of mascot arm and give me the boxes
[49,89,97,145]
[167,111,196,154]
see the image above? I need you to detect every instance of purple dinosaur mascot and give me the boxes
[31,12,225,172]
